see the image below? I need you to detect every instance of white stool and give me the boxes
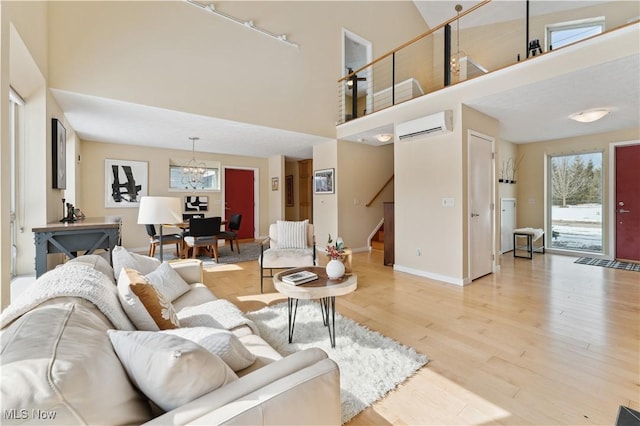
[513,228,545,259]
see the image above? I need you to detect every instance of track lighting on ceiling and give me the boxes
[185,0,298,47]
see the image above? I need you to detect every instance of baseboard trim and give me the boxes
[393,264,466,286]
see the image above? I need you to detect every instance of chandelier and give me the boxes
[450,4,466,76]
[182,137,206,189]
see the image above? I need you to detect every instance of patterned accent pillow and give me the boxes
[129,282,180,330]
[118,268,179,330]
[277,219,308,249]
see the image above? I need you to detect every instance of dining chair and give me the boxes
[183,216,222,262]
[144,224,183,259]
[218,213,242,253]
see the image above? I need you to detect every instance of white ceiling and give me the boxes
[466,53,640,143]
[50,1,637,158]
[51,89,332,160]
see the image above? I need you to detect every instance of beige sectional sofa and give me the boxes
[0,252,340,425]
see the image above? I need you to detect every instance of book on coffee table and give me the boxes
[282,270,319,285]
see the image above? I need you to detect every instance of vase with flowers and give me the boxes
[325,234,345,279]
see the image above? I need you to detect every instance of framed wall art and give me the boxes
[314,168,334,194]
[184,195,208,212]
[271,177,279,191]
[104,159,148,208]
[286,175,294,206]
[52,118,66,189]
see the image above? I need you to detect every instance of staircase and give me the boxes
[371,225,384,251]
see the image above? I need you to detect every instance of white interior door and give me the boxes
[500,198,516,254]
[469,131,495,281]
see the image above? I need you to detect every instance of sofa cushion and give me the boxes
[112,245,161,279]
[118,268,179,330]
[0,299,151,425]
[276,219,308,249]
[145,261,191,302]
[163,327,256,371]
[259,248,315,268]
[172,283,217,312]
[236,333,284,376]
[108,330,238,412]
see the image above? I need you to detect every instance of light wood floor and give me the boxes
[203,248,639,425]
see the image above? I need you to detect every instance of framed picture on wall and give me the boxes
[52,118,66,189]
[184,195,208,212]
[104,159,148,208]
[314,168,334,194]
[286,175,294,206]
[271,177,279,191]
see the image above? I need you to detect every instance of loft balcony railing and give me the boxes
[337,0,639,125]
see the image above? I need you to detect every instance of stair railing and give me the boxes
[366,175,394,207]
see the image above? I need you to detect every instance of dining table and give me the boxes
[162,219,227,259]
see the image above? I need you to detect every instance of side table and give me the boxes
[273,266,357,348]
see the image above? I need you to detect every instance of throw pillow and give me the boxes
[277,219,308,249]
[107,330,238,412]
[118,268,179,330]
[163,327,256,371]
[112,245,161,279]
[145,262,191,302]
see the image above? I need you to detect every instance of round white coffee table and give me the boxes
[273,266,357,348]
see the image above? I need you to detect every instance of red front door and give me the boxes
[224,168,255,240]
[615,144,640,262]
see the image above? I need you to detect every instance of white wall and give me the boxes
[337,23,638,285]
[80,140,271,251]
[313,141,339,252]
[337,140,394,251]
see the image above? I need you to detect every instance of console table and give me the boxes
[32,216,122,277]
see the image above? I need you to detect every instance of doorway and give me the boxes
[613,143,640,262]
[468,131,495,281]
[342,29,372,121]
[224,168,256,239]
[298,159,313,222]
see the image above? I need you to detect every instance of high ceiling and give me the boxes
[50,1,637,159]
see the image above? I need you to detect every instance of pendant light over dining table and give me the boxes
[183,137,206,189]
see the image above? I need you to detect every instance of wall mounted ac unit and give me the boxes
[396,110,453,141]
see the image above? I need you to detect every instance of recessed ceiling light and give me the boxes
[375,133,393,142]
[569,109,610,123]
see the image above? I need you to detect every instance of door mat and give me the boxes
[574,257,640,272]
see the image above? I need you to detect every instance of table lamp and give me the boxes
[137,196,182,262]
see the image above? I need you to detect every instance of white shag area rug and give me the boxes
[246,301,429,424]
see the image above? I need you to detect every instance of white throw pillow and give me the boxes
[163,327,256,371]
[145,262,191,302]
[277,219,308,249]
[112,245,161,279]
[117,268,180,330]
[107,330,237,412]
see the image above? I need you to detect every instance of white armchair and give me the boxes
[258,220,316,293]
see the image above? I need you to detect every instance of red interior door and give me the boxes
[224,168,254,239]
[615,144,640,262]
